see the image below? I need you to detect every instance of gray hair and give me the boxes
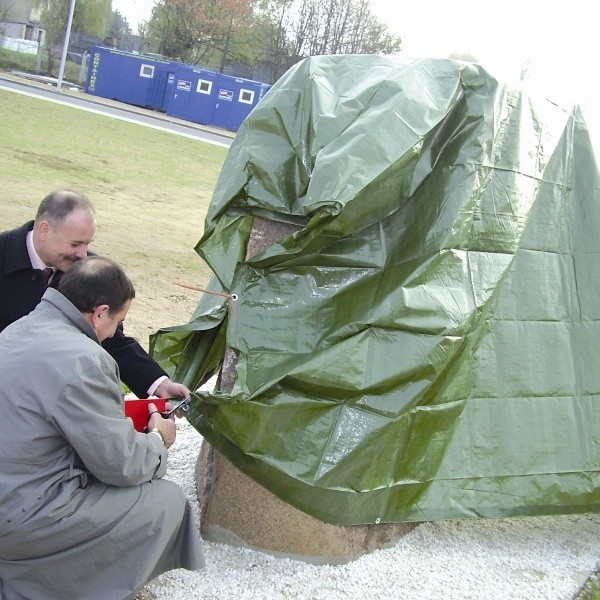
[35,190,95,223]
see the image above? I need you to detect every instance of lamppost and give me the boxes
[56,0,76,92]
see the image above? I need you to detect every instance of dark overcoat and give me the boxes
[0,221,167,397]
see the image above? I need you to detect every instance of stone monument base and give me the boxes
[196,443,416,565]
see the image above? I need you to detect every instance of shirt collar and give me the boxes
[26,229,53,272]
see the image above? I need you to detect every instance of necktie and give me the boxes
[40,267,54,289]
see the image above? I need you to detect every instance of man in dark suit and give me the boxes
[0,189,189,400]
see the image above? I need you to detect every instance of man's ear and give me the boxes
[37,220,51,240]
[91,304,110,328]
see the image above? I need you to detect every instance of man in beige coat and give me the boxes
[0,256,203,600]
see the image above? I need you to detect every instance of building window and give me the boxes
[239,89,254,104]
[24,25,36,41]
[140,64,155,78]
[197,79,212,94]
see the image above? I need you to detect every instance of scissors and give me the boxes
[158,396,192,418]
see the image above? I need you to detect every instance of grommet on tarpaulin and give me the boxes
[173,282,238,316]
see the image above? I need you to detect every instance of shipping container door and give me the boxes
[146,68,171,111]
[186,71,220,125]
[211,77,236,130]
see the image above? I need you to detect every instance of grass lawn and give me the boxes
[0,85,229,347]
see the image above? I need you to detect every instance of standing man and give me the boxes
[0,256,203,599]
[0,189,188,399]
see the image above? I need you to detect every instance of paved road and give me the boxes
[0,74,234,148]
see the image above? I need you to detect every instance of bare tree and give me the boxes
[255,0,401,77]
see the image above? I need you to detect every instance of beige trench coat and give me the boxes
[0,290,203,599]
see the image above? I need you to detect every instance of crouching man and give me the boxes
[0,256,203,600]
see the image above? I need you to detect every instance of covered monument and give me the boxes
[151,55,600,526]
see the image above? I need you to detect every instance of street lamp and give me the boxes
[57,0,76,92]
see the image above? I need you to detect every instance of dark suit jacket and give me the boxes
[0,221,167,398]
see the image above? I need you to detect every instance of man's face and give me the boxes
[36,209,96,272]
[95,300,132,342]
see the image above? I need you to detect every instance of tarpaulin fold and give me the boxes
[151,55,600,525]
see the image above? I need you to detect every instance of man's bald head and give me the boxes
[58,256,135,316]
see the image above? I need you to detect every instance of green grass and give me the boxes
[0,83,229,346]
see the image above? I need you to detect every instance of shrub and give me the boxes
[0,48,83,83]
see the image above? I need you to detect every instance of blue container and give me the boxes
[210,74,270,131]
[167,65,220,125]
[85,45,272,131]
[85,46,177,112]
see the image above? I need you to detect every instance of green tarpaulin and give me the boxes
[151,55,600,525]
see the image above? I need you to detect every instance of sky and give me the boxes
[112,0,600,146]
[371,0,598,123]
[112,0,152,31]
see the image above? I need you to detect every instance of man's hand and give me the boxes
[147,402,176,448]
[154,378,190,399]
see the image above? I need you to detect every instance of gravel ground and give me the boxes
[142,420,600,600]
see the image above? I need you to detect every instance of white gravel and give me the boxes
[148,419,600,599]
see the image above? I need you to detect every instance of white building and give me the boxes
[0,0,45,51]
